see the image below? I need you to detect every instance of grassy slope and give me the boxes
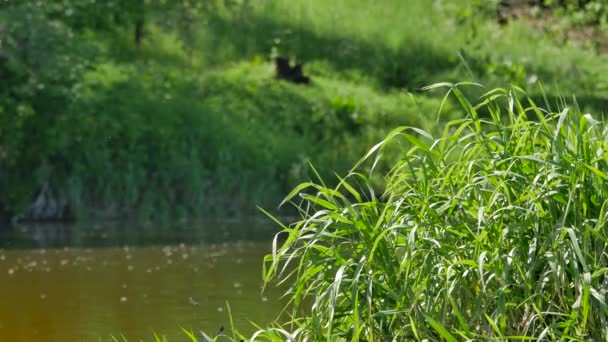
[112,0,608,214]
[191,0,608,105]
[46,57,441,220]
[4,0,608,221]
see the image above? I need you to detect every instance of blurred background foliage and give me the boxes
[1,0,607,223]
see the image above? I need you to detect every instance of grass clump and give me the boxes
[262,84,608,340]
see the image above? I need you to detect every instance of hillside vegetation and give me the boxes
[1,0,608,222]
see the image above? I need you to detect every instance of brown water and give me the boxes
[0,221,287,341]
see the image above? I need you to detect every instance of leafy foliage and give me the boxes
[0,2,94,209]
[263,84,608,340]
[2,0,608,221]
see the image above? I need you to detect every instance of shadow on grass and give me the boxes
[196,12,460,90]
[192,11,608,112]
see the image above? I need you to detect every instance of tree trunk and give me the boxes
[134,0,145,47]
[134,17,144,47]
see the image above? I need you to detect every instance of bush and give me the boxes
[262,83,608,340]
[0,2,94,210]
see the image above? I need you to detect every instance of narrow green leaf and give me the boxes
[424,315,458,342]
[180,327,199,342]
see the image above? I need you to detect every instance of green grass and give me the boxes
[28,60,442,220]
[260,84,608,340]
[189,0,608,103]
[3,0,608,220]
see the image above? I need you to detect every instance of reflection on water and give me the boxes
[0,220,279,249]
[0,221,286,341]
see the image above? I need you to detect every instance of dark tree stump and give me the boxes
[275,56,310,84]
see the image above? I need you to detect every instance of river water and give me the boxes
[0,220,288,341]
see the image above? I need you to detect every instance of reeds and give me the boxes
[261,83,608,340]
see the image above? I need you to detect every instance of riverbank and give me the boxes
[2,0,608,223]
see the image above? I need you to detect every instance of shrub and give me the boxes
[0,2,94,210]
[262,83,608,340]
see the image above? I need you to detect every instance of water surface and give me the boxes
[0,221,287,341]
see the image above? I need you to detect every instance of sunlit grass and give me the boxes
[5,0,608,221]
[191,0,608,103]
[260,83,608,340]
